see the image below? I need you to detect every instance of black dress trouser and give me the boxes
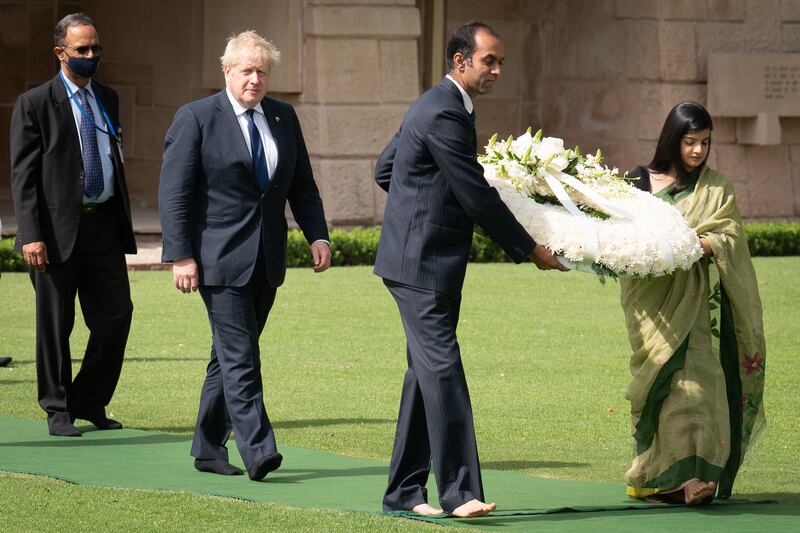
[30,204,132,429]
[191,251,279,469]
[382,279,484,513]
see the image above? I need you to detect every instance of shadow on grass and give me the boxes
[483,460,589,470]
[0,358,206,365]
[274,418,395,429]
[142,418,395,435]
[123,357,208,363]
[737,492,800,505]
[0,360,33,366]
[264,465,388,483]
[0,379,36,385]
[402,498,800,529]
[0,432,191,447]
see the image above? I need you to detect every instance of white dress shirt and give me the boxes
[445,74,474,113]
[225,88,278,179]
[225,89,328,247]
[61,71,115,204]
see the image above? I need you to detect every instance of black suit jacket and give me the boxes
[373,78,535,297]
[10,75,136,262]
[158,90,328,288]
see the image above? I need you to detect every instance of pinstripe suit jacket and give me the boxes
[373,78,536,297]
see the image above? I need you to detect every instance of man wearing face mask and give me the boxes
[10,13,136,437]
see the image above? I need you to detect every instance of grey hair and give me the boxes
[53,13,96,47]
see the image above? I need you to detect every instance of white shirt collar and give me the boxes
[60,69,95,98]
[445,74,473,114]
[225,87,264,116]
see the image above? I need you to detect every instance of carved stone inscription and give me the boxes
[764,65,800,101]
[708,53,800,116]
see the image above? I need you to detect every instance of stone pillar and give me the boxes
[299,0,421,225]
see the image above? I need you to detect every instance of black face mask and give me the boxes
[64,53,100,78]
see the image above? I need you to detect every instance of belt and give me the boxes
[81,201,110,214]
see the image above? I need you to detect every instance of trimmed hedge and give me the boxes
[0,238,26,273]
[744,222,800,257]
[2,221,799,271]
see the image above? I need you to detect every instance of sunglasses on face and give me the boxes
[62,45,103,55]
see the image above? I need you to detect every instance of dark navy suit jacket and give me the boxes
[159,90,328,288]
[374,78,535,297]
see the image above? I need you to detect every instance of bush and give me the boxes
[298,222,800,265]
[2,221,799,272]
[744,221,800,256]
[469,232,509,263]
[0,239,26,273]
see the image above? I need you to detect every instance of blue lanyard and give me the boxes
[59,70,122,143]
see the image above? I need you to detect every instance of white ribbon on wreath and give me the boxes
[541,169,675,273]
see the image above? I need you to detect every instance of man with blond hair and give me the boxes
[159,30,330,481]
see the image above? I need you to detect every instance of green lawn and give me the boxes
[1,259,798,530]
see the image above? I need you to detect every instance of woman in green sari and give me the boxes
[623,102,766,505]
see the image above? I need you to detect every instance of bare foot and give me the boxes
[411,503,444,515]
[449,499,497,518]
[684,480,716,505]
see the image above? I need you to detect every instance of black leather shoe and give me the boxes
[73,412,123,430]
[194,458,244,476]
[0,356,12,367]
[247,452,283,481]
[49,423,82,437]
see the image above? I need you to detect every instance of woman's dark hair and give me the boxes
[649,101,713,195]
[445,21,499,70]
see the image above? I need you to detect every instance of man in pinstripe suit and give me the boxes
[374,22,568,517]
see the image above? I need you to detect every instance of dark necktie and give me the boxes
[78,88,104,199]
[469,111,477,152]
[246,109,270,192]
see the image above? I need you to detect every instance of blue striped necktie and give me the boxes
[246,109,270,192]
[78,88,104,199]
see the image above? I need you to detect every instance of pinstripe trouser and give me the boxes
[382,279,484,512]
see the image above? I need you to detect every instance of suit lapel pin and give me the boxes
[275,116,280,122]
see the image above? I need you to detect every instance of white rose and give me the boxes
[547,155,570,172]
[531,136,565,162]
[509,132,533,159]
[505,161,530,180]
[482,163,499,180]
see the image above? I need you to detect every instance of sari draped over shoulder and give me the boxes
[620,166,766,499]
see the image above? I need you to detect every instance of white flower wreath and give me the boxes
[479,129,704,278]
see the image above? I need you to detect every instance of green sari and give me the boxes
[620,166,766,499]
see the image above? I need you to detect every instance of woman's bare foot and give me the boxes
[684,480,716,505]
[411,503,444,515]
[449,499,497,518]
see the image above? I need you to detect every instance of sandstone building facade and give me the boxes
[1,0,799,232]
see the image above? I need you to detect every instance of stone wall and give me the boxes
[2,0,800,229]
[449,0,800,218]
[0,0,420,230]
[299,0,420,224]
[0,0,82,215]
